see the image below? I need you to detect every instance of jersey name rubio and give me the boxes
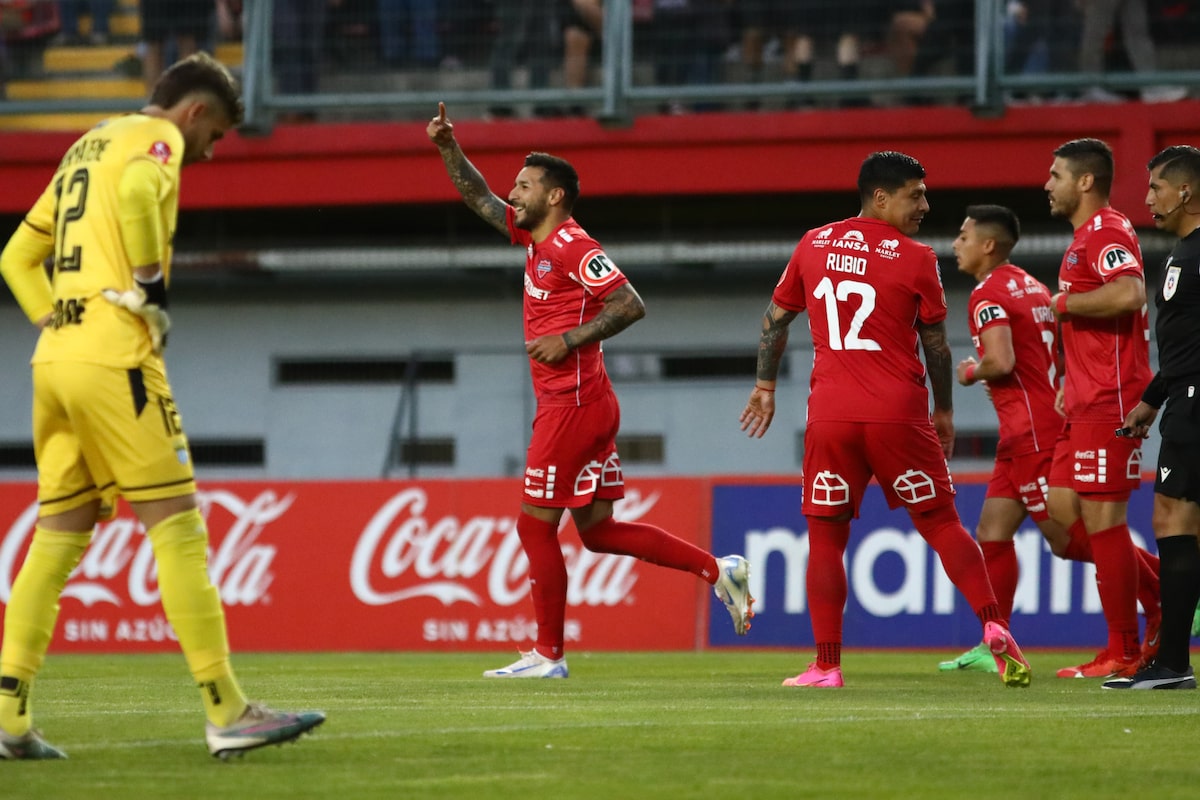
[808,224,904,277]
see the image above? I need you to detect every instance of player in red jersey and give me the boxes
[936,205,1070,672]
[941,204,1163,674]
[1044,138,1158,680]
[427,103,754,678]
[740,152,1031,689]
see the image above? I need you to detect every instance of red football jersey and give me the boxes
[508,208,628,406]
[772,216,947,424]
[1056,208,1152,422]
[967,263,1061,458]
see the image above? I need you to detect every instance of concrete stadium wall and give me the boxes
[7,284,1136,481]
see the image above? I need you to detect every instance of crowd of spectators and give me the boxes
[2,0,1197,116]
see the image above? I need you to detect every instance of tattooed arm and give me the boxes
[740,301,798,438]
[426,103,509,237]
[526,284,647,364]
[918,318,956,458]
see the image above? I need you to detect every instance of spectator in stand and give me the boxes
[274,0,326,122]
[139,0,210,91]
[487,0,559,119]
[734,0,798,105]
[888,0,934,79]
[734,0,869,109]
[1004,0,1078,75]
[217,0,243,42]
[890,0,974,103]
[564,0,602,102]
[1002,0,1081,103]
[57,1,113,46]
[377,0,440,67]
[1077,0,1187,103]
[645,0,731,113]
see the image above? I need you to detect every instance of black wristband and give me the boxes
[1141,372,1167,409]
[135,273,168,309]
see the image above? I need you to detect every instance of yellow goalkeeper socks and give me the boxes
[147,508,247,727]
[0,526,91,736]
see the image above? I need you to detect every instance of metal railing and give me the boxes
[236,0,1200,127]
[3,0,1198,126]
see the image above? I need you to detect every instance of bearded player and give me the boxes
[1045,138,1158,680]
[427,103,753,678]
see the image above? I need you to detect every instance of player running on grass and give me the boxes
[940,204,1165,673]
[740,152,1031,688]
[1044,138,1158,680]
[937,205,1071,672]
[427,102,753,679]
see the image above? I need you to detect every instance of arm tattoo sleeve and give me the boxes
[439,144,509,236]
[919,320,954,411]
[757,302,797,382]
[563,285,646,349]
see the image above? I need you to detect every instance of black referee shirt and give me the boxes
[1143,227,1200,410]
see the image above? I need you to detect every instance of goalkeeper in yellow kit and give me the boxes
[0,53,324,760]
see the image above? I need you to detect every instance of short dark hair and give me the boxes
[524,152,580,212]
[149,52,244,126]
[1148,145,1200,186]
[1053,138,1114,197]
[965,204,1020,257]
[857,151,926,204]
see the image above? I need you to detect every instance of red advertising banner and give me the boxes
[0,479,709,654]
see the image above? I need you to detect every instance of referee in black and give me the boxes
[1105,145,1200,689]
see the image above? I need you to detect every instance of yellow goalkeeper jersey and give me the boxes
[21,113,183,368]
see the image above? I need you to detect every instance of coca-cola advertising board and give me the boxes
[0,479,709,653]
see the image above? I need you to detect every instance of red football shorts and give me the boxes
[523,388,625,508]
[801,420,956,518]
[1049,421,1143,501]
[985,449,1053,523]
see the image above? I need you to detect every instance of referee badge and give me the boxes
[1164,265,1180,300]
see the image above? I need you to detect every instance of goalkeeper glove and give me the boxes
[102,285,171,354]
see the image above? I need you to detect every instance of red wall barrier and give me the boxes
[3,104,1199,215]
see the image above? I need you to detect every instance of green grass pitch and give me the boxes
[6,650,1199,799]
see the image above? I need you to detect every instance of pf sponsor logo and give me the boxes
[1097,244,1136,276]
[578,249,621,288]
[972,301,1007,328]
[350,487,659,608]
[0,490,286,607]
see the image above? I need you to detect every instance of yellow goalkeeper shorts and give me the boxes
[32,360,196,518]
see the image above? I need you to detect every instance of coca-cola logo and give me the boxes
[350,488,661,608]
[0,490,288,608]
